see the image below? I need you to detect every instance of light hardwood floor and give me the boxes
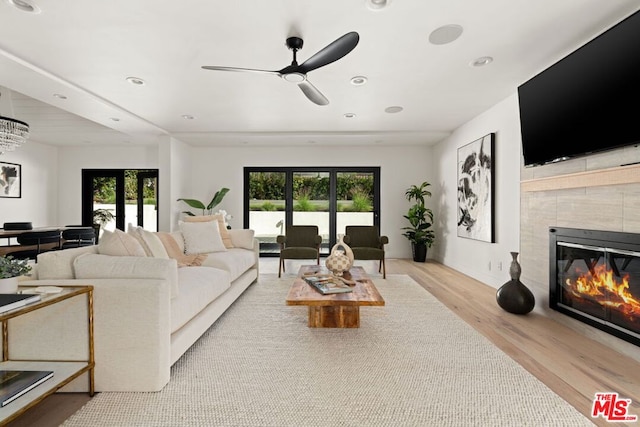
[8,258,640,426]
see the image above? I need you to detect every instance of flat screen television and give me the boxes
[518,10,640,167]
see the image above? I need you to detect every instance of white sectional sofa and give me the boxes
[13,225,259,392]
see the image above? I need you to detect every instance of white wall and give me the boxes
[159,137,191,231]
[432,94,522,288]
[56,145,159,226]
[0,140,58,227]
[183,145,434,258]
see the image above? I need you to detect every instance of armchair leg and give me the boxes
[381,259,386,279]
[279,258,284,278]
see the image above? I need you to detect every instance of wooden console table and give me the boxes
[0,286,94,425]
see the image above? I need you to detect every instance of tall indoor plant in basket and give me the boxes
[402,181,435,262]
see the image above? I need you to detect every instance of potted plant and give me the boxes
[177,187,230,216]
[92,208,115,244]
[0,255,32,293]
[402,181,435,262]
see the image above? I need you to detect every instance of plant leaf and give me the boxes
[207,188,230,211]
[177,198,206,210]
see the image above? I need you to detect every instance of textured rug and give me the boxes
[63,274,592,426]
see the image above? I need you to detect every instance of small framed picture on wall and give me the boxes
[0,161,21,198]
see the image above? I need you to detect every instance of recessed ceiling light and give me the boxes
[350,76,368,86]
[181,114,195,120]
[53,93,67,99]
[6,0,41,13]
[126,76,146,86]
[366,0,390,10]
[470,56,494,67]
[385,106,403,114]
[344,113,357,118]
[307,140,317,144]
[429,24,464,45]
[110,117,120,122]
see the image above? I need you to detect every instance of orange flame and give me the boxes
[565,265,640,319]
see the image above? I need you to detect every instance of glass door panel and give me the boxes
[244,167,380,257]
[134,171,158,232]
[292,171,330,254]
[247,171,286,254]
[336,171,375,236]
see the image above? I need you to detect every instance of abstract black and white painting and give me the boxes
[457,133,494,243]
[0,161,21,198]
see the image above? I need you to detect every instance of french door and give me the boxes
[82,169,159,233]
[244,167,380,256]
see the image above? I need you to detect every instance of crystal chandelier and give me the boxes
[0,87,30,155]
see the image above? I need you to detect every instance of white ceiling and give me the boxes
[0,0,638,148]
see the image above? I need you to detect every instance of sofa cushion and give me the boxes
[98,229,146,257]
[171,266,231,333]
[183,214,234,249]
[179,221,226,254]
[36,245,98,279]
[74,253,179,298]
[200,248,256,282]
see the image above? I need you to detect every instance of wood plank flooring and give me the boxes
[7,258,640,426]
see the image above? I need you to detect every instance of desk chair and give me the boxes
[11,230,62,262]
[277,225,322,277]
[61,227,96,249]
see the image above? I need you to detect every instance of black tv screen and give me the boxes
[518,10,640,167]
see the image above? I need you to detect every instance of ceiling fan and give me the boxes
[202,32,359,106]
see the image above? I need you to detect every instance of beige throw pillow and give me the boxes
[179,220,227,254]
[183,214,234,248]
[98,229,146,257]
[127,224,169,259]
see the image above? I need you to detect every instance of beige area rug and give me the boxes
[63,274,593,426]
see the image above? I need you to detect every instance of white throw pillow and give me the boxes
[179,220,227,254]
[183,214,234,248]
[98,229,146,257]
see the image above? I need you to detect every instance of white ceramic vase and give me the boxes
[0,277,19,293]
[325,234,355,276]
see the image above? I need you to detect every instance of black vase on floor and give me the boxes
[496,252,535,314]
[412,242,427,262]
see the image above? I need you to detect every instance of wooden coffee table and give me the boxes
[286,265,385,328]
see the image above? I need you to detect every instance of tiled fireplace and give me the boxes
[549,227,640,347]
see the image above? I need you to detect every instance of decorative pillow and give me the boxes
[184,215,234,248]
[228,229,256,250]
[98,229,146,257]
[179,220,227,254]
[127,224,169,259]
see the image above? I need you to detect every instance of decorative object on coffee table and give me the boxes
[496,251,535,314]
[325,234,354,276]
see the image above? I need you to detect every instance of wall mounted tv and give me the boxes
[518,10,640,167]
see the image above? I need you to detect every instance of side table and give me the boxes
[0,286,94,425]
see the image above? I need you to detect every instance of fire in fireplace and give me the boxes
[549,227,640,347]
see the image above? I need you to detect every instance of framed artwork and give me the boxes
[457,133,495,243]
[0,161,21,198]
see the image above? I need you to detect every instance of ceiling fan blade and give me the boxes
[201,66,279,76]
[297,80,329,106]
[297,32,359,74]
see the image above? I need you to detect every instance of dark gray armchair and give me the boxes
[343,225,388,278]
[277,225,322,277]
